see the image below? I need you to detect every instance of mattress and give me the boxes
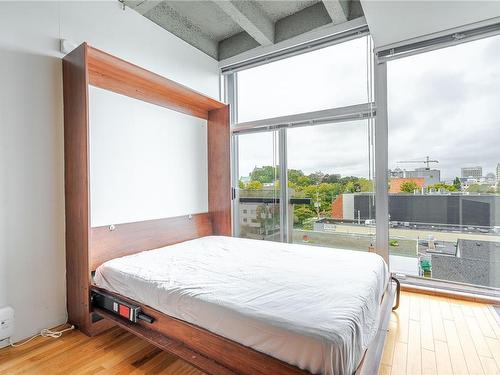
[94,236,389,375]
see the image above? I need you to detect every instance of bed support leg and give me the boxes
[391,276,400,310]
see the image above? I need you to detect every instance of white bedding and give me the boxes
[94,236,388,375]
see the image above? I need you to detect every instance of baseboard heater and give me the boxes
[91,290,154,324]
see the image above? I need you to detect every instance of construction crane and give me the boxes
[397,156,439,170]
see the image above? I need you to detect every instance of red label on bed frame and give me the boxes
[119,304,130,319]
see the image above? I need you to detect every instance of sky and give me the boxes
[236,34,500,182]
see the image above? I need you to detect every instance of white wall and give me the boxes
[89,87,208,227]
[0,1,219,341]
[362,1,500,49]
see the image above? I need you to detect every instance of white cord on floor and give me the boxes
[9,324,75,347]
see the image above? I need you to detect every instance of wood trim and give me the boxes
[90,286,309,375]
[208,105,232,236]
[90,213,214,270]
[401,284,500,305]
[86,46,225,120]
[63,43,92,335]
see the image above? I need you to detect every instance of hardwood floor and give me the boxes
[0,326,203,375]
[0,291,498,375]
[381,291,500,375]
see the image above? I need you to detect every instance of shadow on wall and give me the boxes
[0,46,67,341]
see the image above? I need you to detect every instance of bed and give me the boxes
[93,236,390,375]
[64,44,398,375]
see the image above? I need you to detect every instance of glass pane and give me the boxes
[237,131,281,241]
[287,120,375,251]
[388,35,500,291]
[237,36,370,123]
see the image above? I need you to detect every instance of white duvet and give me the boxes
[94,236,388,375]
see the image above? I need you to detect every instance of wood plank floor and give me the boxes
[381,291,500,375]
[0,291,498,375]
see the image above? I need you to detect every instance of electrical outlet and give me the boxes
[0,306,14,348]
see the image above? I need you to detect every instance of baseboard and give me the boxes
[401,283,500,305]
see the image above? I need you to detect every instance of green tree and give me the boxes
[288,169,304,184]
[400,181,419,193]
[466,184,495,193]
[308,171,325,185]
[246,180,263,190]
[497,183,500,194]
[238,180,245,189]
[453,177,462,191]
[428,183,457,192]
[250,166,278,183]
[296,175,312,187]
[323,173,340,183]
[293,205,315,227]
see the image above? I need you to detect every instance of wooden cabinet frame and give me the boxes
[63,43,230,336]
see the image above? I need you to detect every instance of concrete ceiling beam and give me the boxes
[322,0,350,24]
[125,0,162,15]
[141,1,219,59]
[213,1,275,45]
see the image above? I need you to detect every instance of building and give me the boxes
[497,163,500,182]
[485,172,496,184]
[389,167,440,186]
[389,177,425,193]
[431,239,500,288]
[461,166,482,179]
[332,192,500,228]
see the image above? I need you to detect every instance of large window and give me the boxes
[387,35,500,291]
[231,34,376,254]
[228,22,500,296]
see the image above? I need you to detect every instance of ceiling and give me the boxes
[361,1,500,49]
[123,0,364,60]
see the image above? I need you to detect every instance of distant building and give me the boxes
[389,167,440,186]
[497,163,500,182]
[461,166,482,179]
[486,172,496,184]
[332,192,500,228]
[389,177,425,193]
[389,167,404,178]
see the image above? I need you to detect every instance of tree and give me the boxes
[293,205,315,227]
[428,183,457,192]
[453,177,462,191]
[288,169,304,184]
[308,171,325,185]
[246,180,263,190]
[400,181,419,193]
[250,166,278,183]
[466,184,495,194]
[296,175,312,187]
[238,180,245,189]
[323,173,340,183]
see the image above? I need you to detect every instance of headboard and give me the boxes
[63,43,230,336]
[90,213,214,271]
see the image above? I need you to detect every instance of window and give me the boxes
[237,36,371,123]
[231,33,375,253]
[387,35,500,291]
[237,131,281,241]
[287,120,375,251]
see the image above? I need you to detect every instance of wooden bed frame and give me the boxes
[63,43,398,375]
